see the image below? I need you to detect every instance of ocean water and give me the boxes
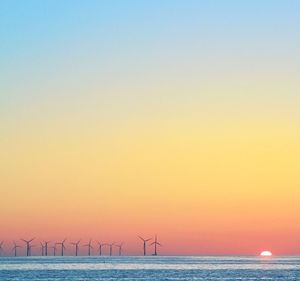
[0,256,299,280]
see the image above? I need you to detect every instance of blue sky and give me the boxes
[1,0,299,119]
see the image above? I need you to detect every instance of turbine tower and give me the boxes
[56,239,67,256]
[83,239,93,256]
[44,241,50,256]
[138,236,152,256]
[97,242,105,256]
[150,235,162,256]
[70,240,80,256]
[115,243,124,256]
[21,238,35,256]
[0,241,4,256]
[108,243,115,256]
[12,241,21,257]
[40,242,45,256]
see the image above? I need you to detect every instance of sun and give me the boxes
[260,251,272,257]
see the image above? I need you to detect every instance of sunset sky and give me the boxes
[1,0,300,255]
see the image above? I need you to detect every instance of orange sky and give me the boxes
[1,116,300,255]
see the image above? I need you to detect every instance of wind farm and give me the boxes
[0,236,162,257]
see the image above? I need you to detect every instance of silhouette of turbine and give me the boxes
[21,238,35,256]
[115,243,124,256]
[70,240,81,256]
[97,242,105,256]
[83,239,93,256]
[150,235,162,256]
[44,241,50,256]
[138,236,152,256]
[56,239,67,256]
[40,242,45,256]
[12,241,21,257]
[108,243,115,256]
[0,241,4,256]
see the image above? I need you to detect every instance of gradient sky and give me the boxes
[1,0,300,256]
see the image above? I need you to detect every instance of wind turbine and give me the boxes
[108,243,115,256]
[115,243,124,256]
[150,235,162,256]
[56,239,67,256]
[12,241,21,257]
[44,241,50,256]
[0,241,4,256]
[138,236,152,256]
[21,238,35,256]
[70,240,81,256]
[97,241,105,256]
[83,239,93,256]
[40,242,45,256]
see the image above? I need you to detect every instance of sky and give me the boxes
[1,0,300,256]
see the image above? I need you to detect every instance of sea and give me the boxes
[0,256,299,280]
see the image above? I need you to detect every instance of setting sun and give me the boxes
[260,251,272,257]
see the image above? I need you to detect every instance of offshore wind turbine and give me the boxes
[138,236,152,256]
[70,240,80,256]
[12,241,21,257]
[56,239,67,256]
[150,235,162,256]
[40,242,45,256]
[83,239,93,256]
[0,241,4,256]
[21,238,35,256]
[44,241,50,256]
[108,243,115,256]
[115,243,124,256]
[97,241,105,256]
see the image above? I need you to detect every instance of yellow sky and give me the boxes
[1,112,300,254]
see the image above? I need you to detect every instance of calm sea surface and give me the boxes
[0,256,299,280]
